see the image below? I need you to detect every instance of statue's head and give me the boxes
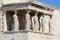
[35,12,38,16]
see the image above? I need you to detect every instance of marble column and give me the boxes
[3,11,7,31]
[43,15,50,33]
[13,10,19,31]
[25,11,31,30]
[33,12,39,31]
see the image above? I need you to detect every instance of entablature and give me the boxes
[3,0,31,5]
[3,3,53,15]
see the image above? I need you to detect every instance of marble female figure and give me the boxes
[33,12,39,31]
[25,11,31,30]
[39,15,43,32]
[13,11,19,31]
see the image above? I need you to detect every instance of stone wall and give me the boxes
[3,31,28,40]
[51,10,60,35]
[3,31,60,40]
[28,32,53,40]
[0,11,3,40]
[28,32,60,40]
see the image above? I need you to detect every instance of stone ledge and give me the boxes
[3,30,60,37]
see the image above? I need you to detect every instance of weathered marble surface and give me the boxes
[33,13,39,31]
[25,11,31,30]
[13,13,19,31]
[3,12,7,31]
[43,15,50,33]
[1,0,60,40]
[3,31,60,40]
[39,15,43,32]
[3,31,28,40]
[3,0,31,5]
[51,10,60,35]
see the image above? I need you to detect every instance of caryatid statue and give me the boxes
[39,15,43,32]
[43,15,50,33]
[25,11,31,30]
[13,13,19,31]
[33,12,39,31]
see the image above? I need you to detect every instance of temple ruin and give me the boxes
[0,0,60,40]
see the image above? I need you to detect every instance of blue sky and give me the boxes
[37,0,60,8]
